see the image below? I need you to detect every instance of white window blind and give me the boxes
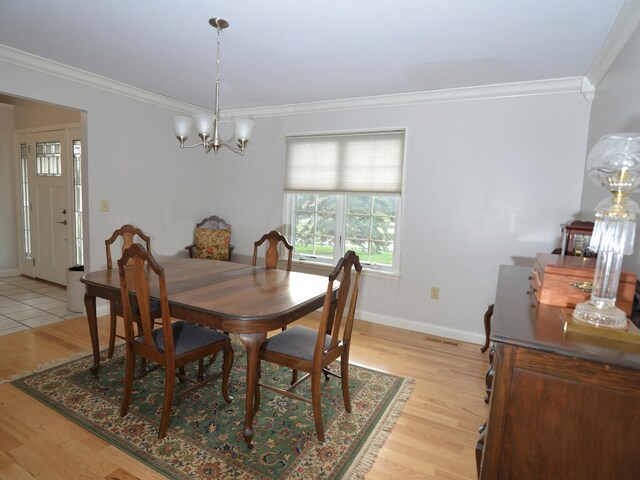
[285,130,405,194]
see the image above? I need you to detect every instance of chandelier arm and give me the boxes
[178,142,208,149]
[220,142,245,155]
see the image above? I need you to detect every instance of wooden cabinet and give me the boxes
[478,265,640,479]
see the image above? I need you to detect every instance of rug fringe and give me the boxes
[342,376,416,480]
[1,350,92,385]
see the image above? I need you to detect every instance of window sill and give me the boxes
[291,258,399,279]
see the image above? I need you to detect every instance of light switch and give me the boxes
[100,199,109,212]
[430,287,440,300]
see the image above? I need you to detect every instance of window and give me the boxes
[72,140,84,266]
[285,130,404,273]
[35,141,62,176]
[19,143,31,259]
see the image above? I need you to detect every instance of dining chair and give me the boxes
[254,250,362,442]
[252,230,293,271]
[117,243,234,439]
[185,215,235,261]
[252,229,297,365]
[105,224,162,360]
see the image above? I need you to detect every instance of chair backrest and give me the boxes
[105,224,151,270]
[117,243,172,364]
[189,215,234,261]
[252,230,293,271]
[197,215,231,230]
[315,250,362,363]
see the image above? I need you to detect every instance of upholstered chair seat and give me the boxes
[141,321,229,357]
[261,325,332,362]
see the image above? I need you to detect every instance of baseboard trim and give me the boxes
[0,268,20,278]
[358,309,485,346]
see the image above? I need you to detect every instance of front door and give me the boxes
[29,131,71,285]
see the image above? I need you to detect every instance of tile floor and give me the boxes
[0,276,83,336]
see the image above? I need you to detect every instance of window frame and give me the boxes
[284,192,402,276]
[283,128,405,276]
[283,127,407,276]
[72,139,84,266]
[19,143,32,260]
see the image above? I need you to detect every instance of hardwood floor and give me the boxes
[0,313,488,479]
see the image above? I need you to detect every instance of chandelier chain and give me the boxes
[216,25,221,95]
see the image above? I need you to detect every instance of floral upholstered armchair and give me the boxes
[185,215,235,261]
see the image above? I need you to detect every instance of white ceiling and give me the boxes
[0,0,631,111]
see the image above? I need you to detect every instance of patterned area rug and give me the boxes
[12,337,414,479]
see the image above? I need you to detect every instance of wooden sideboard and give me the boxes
[477,265,640,479]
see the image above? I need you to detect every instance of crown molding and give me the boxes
[0,44,191,112]
[580,77,596,103]
[587,0,640,87]
[1,44,585,120]
[232,77,585,118]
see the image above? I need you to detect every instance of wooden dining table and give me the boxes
[80,258,334,446]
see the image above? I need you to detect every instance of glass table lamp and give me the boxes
[572,133,640,329]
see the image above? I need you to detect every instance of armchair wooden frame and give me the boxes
[118,243,234,439]
[254,250,362,442]
[185,215,235,260]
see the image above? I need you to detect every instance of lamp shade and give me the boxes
[587,133,640,193]
[235,118,255,140]
[172,115,193,138]
[195,114,214,138]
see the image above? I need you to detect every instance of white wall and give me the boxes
[0,103,17,275]
[211,92,591,342]
[0,54,593,343]
[0,60,217,280]
[580,23,640,273]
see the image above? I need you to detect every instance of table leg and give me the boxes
[84,293,100,374]
[238,332,267,447]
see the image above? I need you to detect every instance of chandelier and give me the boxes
[171,18,254,155]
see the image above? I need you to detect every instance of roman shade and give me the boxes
[285,130,405,194]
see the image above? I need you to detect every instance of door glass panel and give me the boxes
[72,140,83,265]
[20,144,31,259]
[36,141,62,176]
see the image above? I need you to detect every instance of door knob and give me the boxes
[56,220,67,225]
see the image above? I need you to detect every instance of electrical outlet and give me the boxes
[430,287,440,300]
[100,199,109,212]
